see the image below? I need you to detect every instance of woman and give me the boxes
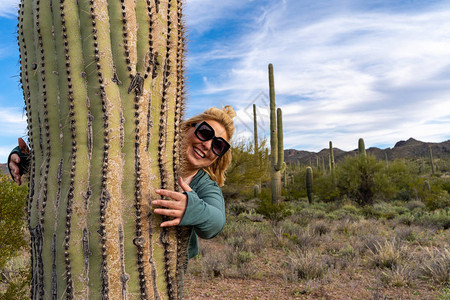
[8,105,236,259]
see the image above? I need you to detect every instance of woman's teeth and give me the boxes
[194,147,205,158]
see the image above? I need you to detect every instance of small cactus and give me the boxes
[253,104,258,155]
[358,138,366,157]
[306,166,313,204]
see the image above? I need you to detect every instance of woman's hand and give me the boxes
[8,138,30,186]
[152,177,192,227]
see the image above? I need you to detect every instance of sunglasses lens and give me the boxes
[212,139,226,155]
[196,123,214,141]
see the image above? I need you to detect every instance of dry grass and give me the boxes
[185,201,450,299]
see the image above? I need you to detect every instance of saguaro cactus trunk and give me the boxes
[306,166,313,204]
[268,64,285,204]
[358,138,366,157]
[18,0,189,299]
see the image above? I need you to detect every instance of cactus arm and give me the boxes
[275,108,284,171]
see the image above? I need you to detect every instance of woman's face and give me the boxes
[184,119,229,170]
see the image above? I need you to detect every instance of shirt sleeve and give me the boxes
[178,181,225,239]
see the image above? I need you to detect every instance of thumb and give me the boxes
[178,177,192,192]
[18,138,30,154]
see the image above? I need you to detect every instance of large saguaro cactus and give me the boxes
[268,64,285,204]
[18,0,189,299]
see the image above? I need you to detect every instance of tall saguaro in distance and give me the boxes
[18,0,189,299]
[268,64,285,204]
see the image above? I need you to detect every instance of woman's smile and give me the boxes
[193,146,206,159]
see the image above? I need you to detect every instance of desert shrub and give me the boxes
[367,239,406,269]
[380,265,412,287]
[336,155,385,206]
[327,204,362,221]
[0,172,28,269]
[313,173,340,202]
[222,139,269,199]
[394,226,418,241]
[419,247,450,284]
[404,200,425,211]
[285,249,328,281]
[415,211,450,230]
[362,202,399,220]
[394,213,415,226]
[255,189,292,221]
[310,220,330,236]
[220,221,269,253]
[193,242,233,279]
[0,172,29,300]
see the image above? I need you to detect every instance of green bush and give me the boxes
[336,155,385,206]
[0,172,28,269]
[255,189,292,221]
[0,171,29,299]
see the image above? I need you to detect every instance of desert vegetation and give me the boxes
[181,140,449,299]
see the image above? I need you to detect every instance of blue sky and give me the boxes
[1,0,450,163]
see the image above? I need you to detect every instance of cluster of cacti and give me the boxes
[358,138,366,157]
[306,166,313,204]
[18,0,189,299]
[268,64,285,203]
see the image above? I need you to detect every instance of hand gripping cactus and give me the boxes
[268,64,285,203]
[18,0,189,299]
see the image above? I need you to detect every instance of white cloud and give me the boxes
[0,0,19,18]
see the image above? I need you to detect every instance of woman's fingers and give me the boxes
[152,199,181,209]
[153,208,183,218]
[9,154,22,185]
[160,219,181,227]
[154,189,186,201]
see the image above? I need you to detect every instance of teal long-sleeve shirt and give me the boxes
[179,169,226,259]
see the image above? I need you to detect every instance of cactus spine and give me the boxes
[306,166,313,204]
[269,64,285,204]
[358,138,366,157]
[18,0,189,299]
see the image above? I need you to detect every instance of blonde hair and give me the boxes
[181,105,236,187]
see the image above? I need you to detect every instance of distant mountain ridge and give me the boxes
[285,138,450,165]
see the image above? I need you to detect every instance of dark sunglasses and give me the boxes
[192,121,231,157]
